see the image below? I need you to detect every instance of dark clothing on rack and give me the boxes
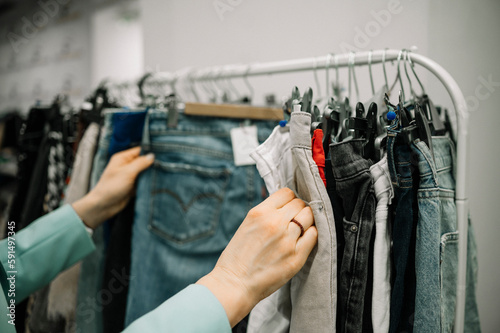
[102,200,134,333]
[330,139,376,333]
[324,159,346,295]
[102,110,147,333]
[387,134,417,333]
[77,109,147,333]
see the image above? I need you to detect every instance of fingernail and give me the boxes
[145,153,155,160]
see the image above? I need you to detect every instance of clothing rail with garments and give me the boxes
[0,49,479,333]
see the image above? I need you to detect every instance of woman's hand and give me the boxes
[72,147,154,229]
[197,187,317,327]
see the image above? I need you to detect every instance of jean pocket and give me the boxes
[440,231,459,333]
[148,160,232,244]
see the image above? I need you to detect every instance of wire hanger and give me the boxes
[242,64,254,103]
[368,50,375,96]
[348,52,360,106]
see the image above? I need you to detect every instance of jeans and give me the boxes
[76,109,146,333]
[431,137,480,332]
[330,139,375,333]
[410,140,441,332]
[125,109,275,327]
[289,111,337,332]
[387,134,417,333]
[369,155,394,333]
[249,113,338,333]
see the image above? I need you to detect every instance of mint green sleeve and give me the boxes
[0,204,96,302]
[123,284,231,333]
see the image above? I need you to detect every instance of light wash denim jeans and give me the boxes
[125,109,275,326]
[430,137,481,332]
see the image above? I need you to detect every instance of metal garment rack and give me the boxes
[147,49,469,332]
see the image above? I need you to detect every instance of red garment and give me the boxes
[311,129,326,186]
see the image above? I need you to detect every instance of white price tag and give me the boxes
[230,125,259,166]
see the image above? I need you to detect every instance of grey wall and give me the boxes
[140,0,500,331]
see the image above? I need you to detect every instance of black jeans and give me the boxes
[386,135,418,333]
[330,139,376,333]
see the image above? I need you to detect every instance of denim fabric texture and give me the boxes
[430,137,480,332]
[76,109,146,333]
[410,140,441,333]
[125,109,275,327]
[325,159,346,287]
[330,138,375,333]
[289,111,337,332]
[387,134,417,333]
[369,155,394,333]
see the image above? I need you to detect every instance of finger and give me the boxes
[263,187,296,209]
[113,147,142,164]
[295,226,318,263]
[287,206,314,239]
[280,198,306,222]
[126,153,155,176]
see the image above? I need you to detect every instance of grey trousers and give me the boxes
[248,112,337,332]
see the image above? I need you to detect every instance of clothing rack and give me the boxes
[137,50,470,332]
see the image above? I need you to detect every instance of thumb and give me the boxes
[126,153,155,176]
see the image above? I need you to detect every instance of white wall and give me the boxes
[90,0,143,87]
[0,0,91,113]
[140,0,500,331]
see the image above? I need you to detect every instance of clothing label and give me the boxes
[230,125,259,166]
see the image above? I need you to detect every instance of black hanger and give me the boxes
[300,87,313,113]
[419,94,445,135]
[363,102,378,160]
[282,86,301,121]
[137,72,153,102]
[436,106,456,144]
[322,98,337,154]
[348,102,366,139]
[310,105,322,134]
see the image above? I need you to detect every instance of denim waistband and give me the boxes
[289,111,312,149]
[98,108,147,150]
[386,134,413,188]
[142,108,277,143]
[431,136,456,175]
[330,139,373,181]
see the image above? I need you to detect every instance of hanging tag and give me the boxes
[230,125,259,166]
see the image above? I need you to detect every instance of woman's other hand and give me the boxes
[197,187,318,327]
[73,147,154,229]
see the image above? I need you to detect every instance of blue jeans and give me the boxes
[76,109,146,333]
[387,134,417,333]
[430,137,480,332]
[410,140,441,332]
[125,109,275,326]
